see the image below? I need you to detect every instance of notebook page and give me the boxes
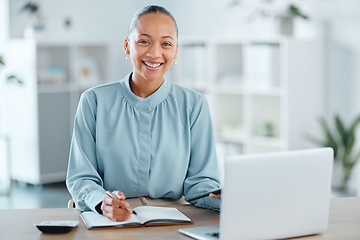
[133,206,191,224]
[81,211,140,228]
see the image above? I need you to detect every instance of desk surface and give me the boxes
[1,197,360,240]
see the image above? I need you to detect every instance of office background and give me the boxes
[0,0,360,207]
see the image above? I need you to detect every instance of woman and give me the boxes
[66,5,221,222]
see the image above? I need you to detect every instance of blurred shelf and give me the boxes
[4,39,111,184]
[172,37,324,156]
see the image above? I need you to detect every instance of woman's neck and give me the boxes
[130,75,164,98]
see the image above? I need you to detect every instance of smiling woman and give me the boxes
[66,5,221,223]
[124,6,178,98]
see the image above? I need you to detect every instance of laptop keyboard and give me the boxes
[206,232,220,238]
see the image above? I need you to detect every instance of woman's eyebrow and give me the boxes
[163,36,174,40]
[138,33,174,40]
[139,33,151,38]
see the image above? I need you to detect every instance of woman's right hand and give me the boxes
[101,191,132,221]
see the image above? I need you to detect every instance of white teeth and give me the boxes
[144,61,161,68]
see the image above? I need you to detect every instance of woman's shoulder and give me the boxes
[85,81,121,94]
[168,82,210,115]
[81,80,124,100]
[170,82,204,101]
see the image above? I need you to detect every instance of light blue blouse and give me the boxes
[66,73,221,213]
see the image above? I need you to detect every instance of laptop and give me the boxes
[179,147,333,240]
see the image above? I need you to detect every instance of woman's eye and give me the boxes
[162,42,172,47]
[138,40,149,44]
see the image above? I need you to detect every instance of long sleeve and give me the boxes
[66,90,106,212]
[66,75,221,213]
[183,94,221,210]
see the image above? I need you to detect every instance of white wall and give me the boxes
[309,0,360,121]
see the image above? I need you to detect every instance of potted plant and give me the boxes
[20,1,45,31]
[286,4,309,20]
[229,1,310,36]
[309,115,360,191]
[277,4,309,35]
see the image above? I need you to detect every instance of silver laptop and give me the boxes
[179,148,333,240]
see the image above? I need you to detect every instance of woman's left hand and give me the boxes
[209,193,221,198]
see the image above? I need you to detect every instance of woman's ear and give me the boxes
[124,37,131,55]
[174,43,178,60]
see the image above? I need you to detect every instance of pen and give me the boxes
[106,190,134,214]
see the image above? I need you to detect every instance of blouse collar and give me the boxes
[120,73,171,111]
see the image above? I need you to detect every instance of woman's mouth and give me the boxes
[142,61,163,70]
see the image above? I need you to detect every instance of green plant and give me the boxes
[262,121,275,137]
[20,1,45,30]
[310,115,360,189]
[287,4,309,20]
[21,2,39,14]
[228,1,310,22]
[0,56,4,65]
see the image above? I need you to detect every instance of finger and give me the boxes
[115,200,130,209]
[113,191,126,200]
[101,201,114,213]
[209,193,221,198]
[116,211,132,221]
[103,211,114,220]
[103,196,130,209]
[103,209,120,222]
[112,208,132,221]
[101,203,125,218]
[102,205,132,222]
[103,196,116,205]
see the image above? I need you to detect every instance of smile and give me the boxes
[142,61,163,69]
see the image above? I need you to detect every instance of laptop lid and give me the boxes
[220,147,333,240]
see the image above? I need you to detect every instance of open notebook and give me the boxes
[81,206,192,229]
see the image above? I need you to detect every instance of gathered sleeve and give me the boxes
[183,95,221,210]
[66,90,107,212]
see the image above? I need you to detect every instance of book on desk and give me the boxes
[81,206,192,229]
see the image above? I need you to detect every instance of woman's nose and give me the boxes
[146,44,161,58]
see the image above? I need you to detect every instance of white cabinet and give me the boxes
[4,38,110,184]
[170,37,324,157]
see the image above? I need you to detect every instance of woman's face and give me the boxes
[124,12,178,84]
